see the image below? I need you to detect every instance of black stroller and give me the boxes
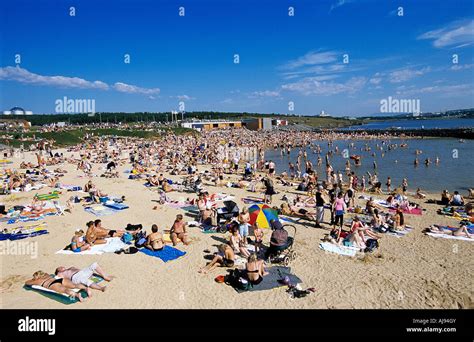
[268,224,297,267]
[216,200,240,233]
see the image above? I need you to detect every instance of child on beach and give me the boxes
[70,229,91,253]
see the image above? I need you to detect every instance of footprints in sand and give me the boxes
[0,275,29,293]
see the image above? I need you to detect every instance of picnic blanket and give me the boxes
[232,266,302,293]
[139,245,186,262]
[56,237,129,255]
[319,241,359,257]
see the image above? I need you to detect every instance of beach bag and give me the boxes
[134,231,147,248]
[226,269,252,291]
[364,239,378,253]
[121,233,134,244]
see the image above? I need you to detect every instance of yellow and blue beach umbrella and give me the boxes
[248,203,279,229]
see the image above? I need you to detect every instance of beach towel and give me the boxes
[433,225,474,234]
[139,245,186,262]
[319,242,359,257]
[242,197,265,204]
[231,266,302,293]
[8,229,49,241]
[389,207,423,215]
[103,202,129,210]
[425,232,474,242]
[162,233,183,244]
[84,205,118,217]
[0,223,48,240]
[24,274,104,305]
[56,237,129,255]
[279,215,303,224]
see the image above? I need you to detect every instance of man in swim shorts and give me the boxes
[55,262,113,295]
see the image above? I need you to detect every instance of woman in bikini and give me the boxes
[229,228,250,258]
[144,224,166,251]
[199,244,235,274]
[245,253,268,285]
[25,271,88,302]
[70,229,91,252]
[427,225,472,238]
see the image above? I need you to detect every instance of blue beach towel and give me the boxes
[104,202,129,210]
[139,246,186,262]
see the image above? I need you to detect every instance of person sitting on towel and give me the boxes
[55,262,113,294]
[70,229,91,253]
[85,221,107,245]
[245,253,268,285]
[144,224,166,251]
[148,174,160,186]
[264,220,289,260]
[450,191,465,206]
[93,219,126,238]
[170,214,190,246]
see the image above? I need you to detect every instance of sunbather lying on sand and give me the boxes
[280,202,316,221]
[25,271,88,302]
[55,262,113,296]
[426,225,472,238]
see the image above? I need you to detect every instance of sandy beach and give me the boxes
[1,146,472,310]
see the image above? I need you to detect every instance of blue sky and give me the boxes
[0,0,473,116]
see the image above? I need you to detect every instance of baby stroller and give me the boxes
[216,200,240,233]
[268,224,297,267]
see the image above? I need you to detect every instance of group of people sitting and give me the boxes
[198,220,291,287]
[70,214,192,253]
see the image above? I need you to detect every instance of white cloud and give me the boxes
[450,63,474,71]
[282,51,339,70]
[169,95,195,101]
[418,19,474,48]
[389,67,430,83]
[397,83,473,97]
[369,77,382,85]
[249,90,281,98]
[330,0,353,13]
[0,66,109,90]
[281,76,366,96]
[0,66,162,97]
[113,82,160,95]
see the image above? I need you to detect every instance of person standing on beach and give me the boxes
[315,186,326,228]
[262,177,276,204]
[402,178,408,195]
[386,177,392,193]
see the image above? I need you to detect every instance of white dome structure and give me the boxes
[2,107,33,115]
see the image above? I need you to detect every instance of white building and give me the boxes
[318,110,330,117]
